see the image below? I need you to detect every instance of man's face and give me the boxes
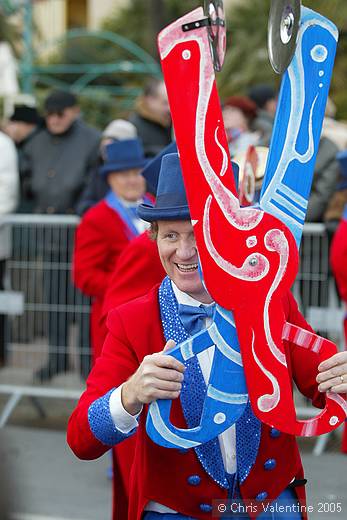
[107,169,145,202]
[157,220,212,303]
[45,106,80,135]
[146,81,171,125]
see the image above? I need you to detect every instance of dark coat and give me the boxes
[74,162,108,216]
[16,125,43,213]
[23,120,100,214]
[129,112,172,158]
[306,136,340,222]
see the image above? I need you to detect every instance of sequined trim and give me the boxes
[236,402,261,483]
[88,389,136,446]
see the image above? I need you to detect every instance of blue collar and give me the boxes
[105,191,151,240]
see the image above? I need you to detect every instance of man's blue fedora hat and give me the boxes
[100,138,147,177]
[138,151,241,221]
[142,141,177,194]
[141,140,239,195]
[137,152,190,221]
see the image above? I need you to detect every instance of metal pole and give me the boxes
[21,0,33,94]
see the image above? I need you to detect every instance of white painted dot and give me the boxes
[319,70,324,77]
[214,412,226,424]
[319,83,323,88]
[182,49,191,60]
[329,416,338,426]
[311,45,328,63]
[246,235,257,248]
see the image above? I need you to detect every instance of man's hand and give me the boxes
[121,340,185,415]
[317,351,347,393]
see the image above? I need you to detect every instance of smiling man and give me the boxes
[67,153,347,520]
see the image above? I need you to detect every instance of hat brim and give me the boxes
[100,159,148,176]
[137,203,190,222]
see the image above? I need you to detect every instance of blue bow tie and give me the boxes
[178,303,215,336]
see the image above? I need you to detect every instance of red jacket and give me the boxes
[101,231,166,322]
[67,285,324,520]
[73,199,135,362]
[331,217,347,305]
[330,214,347,454]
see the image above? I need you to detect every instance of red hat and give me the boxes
[223,95,257,120]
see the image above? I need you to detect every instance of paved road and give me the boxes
[1,426,110,520]
[1,425,346,520]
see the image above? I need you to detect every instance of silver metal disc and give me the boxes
[204,0,227,72]
[268,0,301,74]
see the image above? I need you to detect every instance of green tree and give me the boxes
[103,0,200,58]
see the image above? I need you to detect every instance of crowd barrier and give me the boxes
[0,216,344,453]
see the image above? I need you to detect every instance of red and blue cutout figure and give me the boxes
[147,5,347,448]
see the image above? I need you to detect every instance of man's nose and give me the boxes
[176,240,196,260]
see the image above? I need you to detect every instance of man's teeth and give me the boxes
[176,263,198,272]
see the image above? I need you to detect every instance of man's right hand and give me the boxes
[121,340,185,416]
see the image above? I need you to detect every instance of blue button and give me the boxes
[264,458,277,471]
[270,428,281,438]
[187,475,201,486]
[256,492,268,501]
[200,503,213,512]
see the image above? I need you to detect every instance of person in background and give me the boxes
[31,90,100,382]
[0,130,19,366]
[23,90,100,215]
[101,141,177,330]
[75,119,138,216]
[322,97,347,152]
[323,103,347,229]
[306,135,340,223]
[4,104,43,213]
[68,152,347,520]
[73,138,151,366]
[248,83,278,146]
[222,95,259,157]
[330,203,347,455]
[129,78,172,157]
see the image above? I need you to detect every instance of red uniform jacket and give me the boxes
[331,217,347,305]
[67,285,325,520]
[73,199,134,363]
[330,215,347,453]
[101,231,166,322]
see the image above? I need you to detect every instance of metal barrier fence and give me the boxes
[0,215,90,426]
[0,216,344,450]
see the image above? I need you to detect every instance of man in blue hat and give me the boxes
[73,138,152,367]
[68,152,347,520]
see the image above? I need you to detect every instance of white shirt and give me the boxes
[109,281,237,514]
